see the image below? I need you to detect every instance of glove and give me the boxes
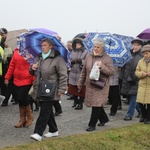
[71,60,76,65]
[76,59,82,64]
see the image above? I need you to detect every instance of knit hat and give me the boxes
[141,44,150,53]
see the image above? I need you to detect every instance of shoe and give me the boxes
[136,113,141,118]
[44,131,58,138]
[86,126,96,132]
[1,103,8,107]
[30,133,42,141]
[118,106,122,110]
[11,98,15,102]
[75,104,83,110]
[72,102,77,108]
[67,96,74,100]
[139,118,145,123]
[109,112,116,116]
[124,116,132,121]
[144,120,150,124]
[34,108,39,111]
[97,122,105,126]
[97,119,109,126]
[54,110,62,116]
[12,102,18,105]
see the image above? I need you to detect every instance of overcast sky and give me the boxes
[1,0,150,43]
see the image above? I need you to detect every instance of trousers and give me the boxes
[34,101,58,136]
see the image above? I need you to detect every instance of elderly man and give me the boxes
[121,38,143,121]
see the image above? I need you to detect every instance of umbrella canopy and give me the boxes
[83,32,132,67]
[17,30,69,65]
[113,34,134,51]
[5,29,28,50]
[73,33,89,40]
[29,28,60,37]
[137,28,150,40]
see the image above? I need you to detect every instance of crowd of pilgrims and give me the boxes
[0,28,150,141]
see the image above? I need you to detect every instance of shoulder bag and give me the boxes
[37,58,57,101]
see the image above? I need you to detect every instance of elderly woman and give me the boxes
[135,44,150,124]
[30,38,67,141]
[77,38,114,131]
[68,37,88,110]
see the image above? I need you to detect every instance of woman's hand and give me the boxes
[32,62,39,70]
[147,72,150,77]
[142,72,147,77]
[97,60,102,68]
[4,79,9,85]
[78,86,82,92]
[57,92,63,97]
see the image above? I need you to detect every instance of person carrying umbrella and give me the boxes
[30,38,67,141]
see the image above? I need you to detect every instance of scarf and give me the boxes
[42,50,51,60]
[145,58,150,67]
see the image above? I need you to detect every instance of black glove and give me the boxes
[76,59,82,64]
[71,60,76,65]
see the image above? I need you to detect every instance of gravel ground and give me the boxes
[0,95,140,149]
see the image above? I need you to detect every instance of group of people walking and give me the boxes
[1,28,150,142]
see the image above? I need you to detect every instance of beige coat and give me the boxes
[78,50,114,107]
[135,58,150,104]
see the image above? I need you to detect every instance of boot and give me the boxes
[75,97,83,110]
[72,96,78,108]
[24,105,33,127]
[15,106,26,128]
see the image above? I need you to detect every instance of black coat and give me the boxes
[121,49,143,96]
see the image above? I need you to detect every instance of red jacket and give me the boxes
[5,48,35,86]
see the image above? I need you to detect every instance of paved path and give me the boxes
[0,95,139,149]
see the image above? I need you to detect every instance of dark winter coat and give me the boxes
[121,49,143,95]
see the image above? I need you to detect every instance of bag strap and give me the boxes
[38,57,53,80]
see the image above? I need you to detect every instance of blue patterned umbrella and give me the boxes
[113,34,134,51]
[83,32,132,67]
[17,30,69,65]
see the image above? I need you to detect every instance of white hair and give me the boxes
[93,38,105,47]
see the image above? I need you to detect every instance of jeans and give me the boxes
[126,95,141,118]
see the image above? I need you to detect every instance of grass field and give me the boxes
[1,124,150,150]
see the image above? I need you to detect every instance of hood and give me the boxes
[72,37,85,50]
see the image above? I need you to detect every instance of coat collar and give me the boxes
[90,49,106,57]
[39,48,60,59]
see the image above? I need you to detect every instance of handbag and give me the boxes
[91,78,106,89]
[38,80,56,100]
[37,58,57,100]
